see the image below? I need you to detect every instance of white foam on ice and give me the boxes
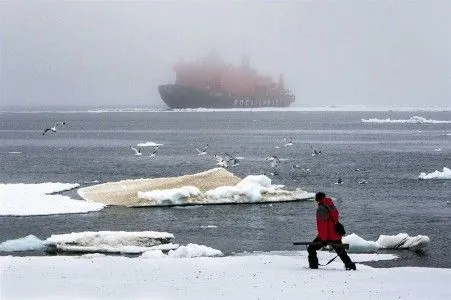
[418,167,451,179]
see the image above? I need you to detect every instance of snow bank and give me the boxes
[0,182,105,216]
[418,167,451,180]
[361,116,451,124]
[343,233,430,253]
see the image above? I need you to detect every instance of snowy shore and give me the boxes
[1,252,449,300]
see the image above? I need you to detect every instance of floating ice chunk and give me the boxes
[343,233,430,253]
[418,167,451,179]
[136,141,164,147]
[342,233,379,253]
[376,233,430,250]
[361,116,451,124]
[167,243,223,258]
[45,231,176,254]
[0,235,46,252]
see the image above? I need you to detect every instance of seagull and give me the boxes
[335,176,343,185]
[311,146,322,157]
[130,146,142,156]
[265,155,280,168]
[43,122,66,135]
[149,146,159,157]
[283,137,294,147]
[214,155,228,168]
[358,179,368,184]
[195,144,209,155]
[224,152,240,166]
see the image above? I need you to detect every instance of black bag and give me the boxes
[334,222,346,236]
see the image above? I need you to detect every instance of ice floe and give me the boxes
[343,233,430,253]
[418,167,451,180]
[0,182,105,216]
[78,168,315,207]
[361,116,451,124]
[44,231,177,254]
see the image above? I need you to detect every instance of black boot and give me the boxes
[309,257,319,269]
[345,262,356,270]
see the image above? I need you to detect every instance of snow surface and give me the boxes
[418,167,451,180]
[361,115,451,123]
[0,183,105,216]
[1,252,449,300]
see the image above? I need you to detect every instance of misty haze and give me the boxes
[1,1,450,109]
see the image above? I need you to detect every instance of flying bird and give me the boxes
[43,122,66,135]
[130,146,142,156]
[224,152,240,166]
[195,144,209,155]
[311,146,322,157]
[149,146,159,158]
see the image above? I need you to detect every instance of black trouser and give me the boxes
[307,237,353,265]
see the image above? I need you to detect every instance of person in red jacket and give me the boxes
[308,192,356,270]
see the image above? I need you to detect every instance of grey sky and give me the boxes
[0,1,450,107]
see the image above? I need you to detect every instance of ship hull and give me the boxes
[158,84,294,109]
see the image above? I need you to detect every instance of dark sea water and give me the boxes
[0,109,450,268]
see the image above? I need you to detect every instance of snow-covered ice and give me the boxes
[44,231,176,254]
[1,252,449,300]
[418,167,451,180]
[343,233,430,253]
[0,183,105,216]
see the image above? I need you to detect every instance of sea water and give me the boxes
[0,109,449,268]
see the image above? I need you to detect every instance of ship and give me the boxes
[158,54,295,109]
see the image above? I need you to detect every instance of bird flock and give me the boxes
[41,123,368,185]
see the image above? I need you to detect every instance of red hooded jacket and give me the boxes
[316,197,342,241]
